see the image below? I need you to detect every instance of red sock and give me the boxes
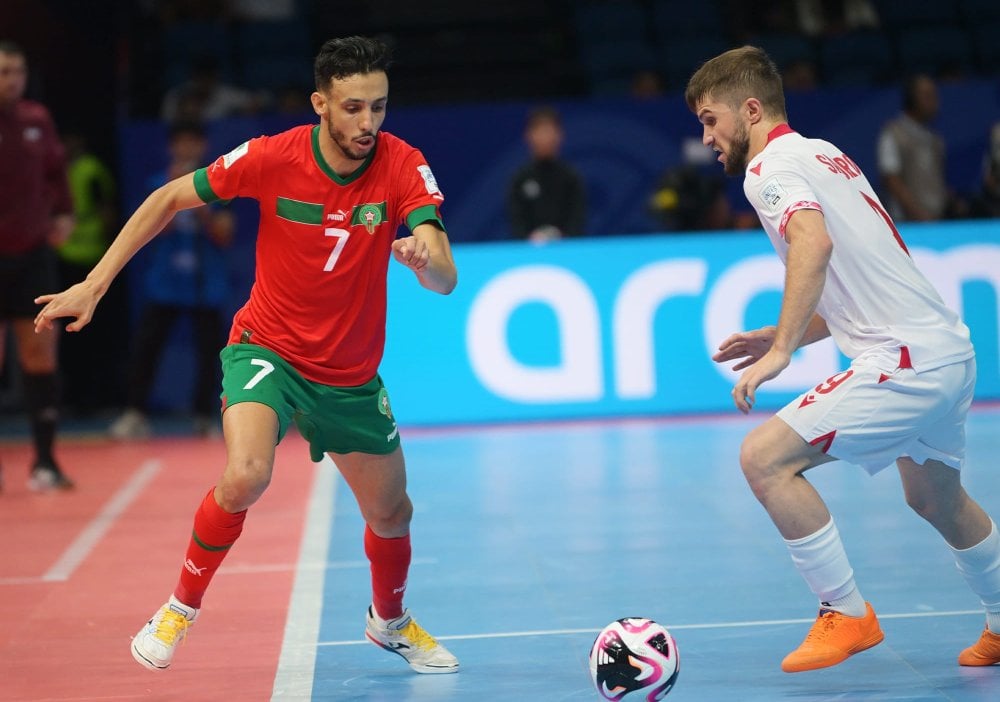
[173,488,246,608]
[364,525,411,620]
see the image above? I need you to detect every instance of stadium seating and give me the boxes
[894,26,976,78]
[819,30,895,86]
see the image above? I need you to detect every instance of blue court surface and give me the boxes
[275,406,1000,701]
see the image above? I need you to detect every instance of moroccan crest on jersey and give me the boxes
[351,201,388,234]
[377,387,394,422]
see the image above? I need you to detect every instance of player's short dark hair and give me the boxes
[0,40,25,57]
[314,36,392,91]
[685,45,787,120]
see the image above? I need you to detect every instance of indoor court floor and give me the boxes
[2,405,999,701]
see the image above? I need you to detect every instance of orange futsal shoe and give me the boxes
[958,628,1000,666]
[781,602,885,673]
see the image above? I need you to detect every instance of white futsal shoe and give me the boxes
[131,596,199,670]
[109,409,152,440]
[365,606,460,673]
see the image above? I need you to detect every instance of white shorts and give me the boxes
[776,349,976,475]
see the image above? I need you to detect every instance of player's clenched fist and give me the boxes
[392,236,429,271]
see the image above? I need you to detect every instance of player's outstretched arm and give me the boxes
[392,222,457,294]
[34,173,206,333]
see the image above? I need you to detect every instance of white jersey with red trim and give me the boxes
[743,125,973,371]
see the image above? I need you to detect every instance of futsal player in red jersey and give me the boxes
[34,36,460,674]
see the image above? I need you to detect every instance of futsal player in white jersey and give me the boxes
[685,46,1000,673]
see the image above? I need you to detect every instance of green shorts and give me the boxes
[220,343,400,462]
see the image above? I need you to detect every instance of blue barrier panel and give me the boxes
[381,221,1000,426]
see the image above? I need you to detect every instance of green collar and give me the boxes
[311,124,376,185]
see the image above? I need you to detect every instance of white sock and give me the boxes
[784,517,867,617]
[950,519,1000,633]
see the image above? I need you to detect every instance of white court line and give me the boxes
[271,456,338,702]
[0,576,49,585]
[315,608,985,647]
[42,459,161,582]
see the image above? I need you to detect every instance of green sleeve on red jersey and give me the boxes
[406,204,445,233]
[193,167,222,204]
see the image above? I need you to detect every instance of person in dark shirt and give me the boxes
[507,106,587,242]
[0,40,75,491]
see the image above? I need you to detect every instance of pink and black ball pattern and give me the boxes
[590,618,680,701]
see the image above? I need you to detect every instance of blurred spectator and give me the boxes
[228,0,297,20]
[630,69,665,100]
[971,121,1000,219]
[508,106,587,242]
[783,59,819,92]
[161,55,266,123]
[0,40,75,490]
[108,121,234,439]
[649,138,734,231]
[726,0,801,40]
[57,131,116,272]
[274,83,311,116]
[796,0,879,36]
[876,75,956,222]
[55,130,124,415]
[141,0,228,23]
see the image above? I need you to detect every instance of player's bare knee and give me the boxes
[740,437,799,506]
[218,456,272,510]
[739,438,770,489]
[904,489,955,528]
[365,494,413,535]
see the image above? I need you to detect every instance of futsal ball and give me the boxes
[589,618,679,701]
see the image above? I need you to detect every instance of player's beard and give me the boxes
[724,118,751,176]
[327,122,375,161]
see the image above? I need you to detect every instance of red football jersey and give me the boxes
[194,125,445,386]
